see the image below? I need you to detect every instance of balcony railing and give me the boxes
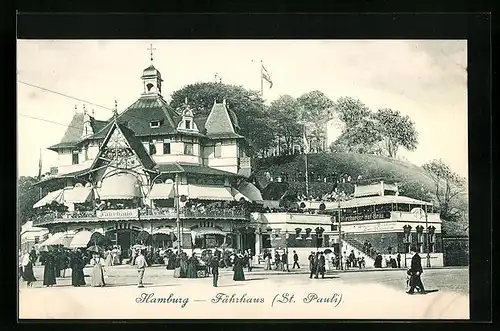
[32,207,248,226]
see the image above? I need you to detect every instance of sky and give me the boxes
[17,40,468,178]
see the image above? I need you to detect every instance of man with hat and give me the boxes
[209,255,220,287]
[407,246,426,294]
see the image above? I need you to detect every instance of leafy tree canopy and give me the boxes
[374,108,418,158]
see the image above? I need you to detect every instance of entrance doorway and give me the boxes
[240,229,256,254]
[105,229,140,258]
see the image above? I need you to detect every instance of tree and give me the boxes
[333,96,371,129]
[423,159,467,227]
[331,115,383,154]
[170,82,274,156]
[374,108,418,158]
[267,95,303,155]
[18,176,40,228]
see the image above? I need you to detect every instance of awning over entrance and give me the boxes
[191,227,227,238]
[153,227,190,235]
[148,183,174,200]
[69,230,95,248]
[64,186,93,204]
[33,189,65,208]
[39,232,72,248]
[99,173,142,200]
[187,185,234,201]
[237,182,264,203]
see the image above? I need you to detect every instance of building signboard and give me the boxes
[96,209,139,220]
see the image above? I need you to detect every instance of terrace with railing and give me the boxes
[32,206,248,226]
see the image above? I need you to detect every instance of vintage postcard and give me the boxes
[17,39,469,319]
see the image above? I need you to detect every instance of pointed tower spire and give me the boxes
[83,104,87,114]
[74,105,77,114]
[92,109,95,117]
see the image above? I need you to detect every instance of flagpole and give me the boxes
[260,60,264,98]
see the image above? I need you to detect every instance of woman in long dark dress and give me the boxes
[173,254,181,278]
[166,251,176,270]
[179,253,188,278]
[42,251,57,287]
[71,250,86,287]
[21,252,37,287]
[233,254,245,281]
[186,255,199,278]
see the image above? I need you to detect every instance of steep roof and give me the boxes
[205,102,244,140]
[48,113,109,151]
[93,95,179,139]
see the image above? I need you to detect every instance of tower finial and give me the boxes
[92,109,95,117]
[74,105,77,114]
[83,104,87,114]
[148,43,156,63]
[113,98,118,118]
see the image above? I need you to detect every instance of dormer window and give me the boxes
[146,83,154,92]
[185,120,191,130]
[150,121,161,128]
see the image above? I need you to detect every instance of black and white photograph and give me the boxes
[17,39,470,319]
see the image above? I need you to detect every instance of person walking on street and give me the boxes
[135,249,148,288]
[292,250,300,269]
[397,253,401,268]
[407,246,426,294]
[209,256,220,287]
[282,251,289,272]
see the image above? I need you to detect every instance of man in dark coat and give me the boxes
[308,251,315,273]
[310,252,319,279]
[292,250,300,269]
[209,256,220,287]
[397,253,401,268]
[407,246,426,294]
[318,252,326,279]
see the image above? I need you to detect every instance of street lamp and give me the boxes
[424,208,431,268]
[337,198,343,270]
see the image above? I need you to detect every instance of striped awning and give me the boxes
[100,173,142,200]
[148,183,174,200]
[187,185,234,201]
[237,182,263,203]
[33,189,65,208]
[69,230,94,248]
[39,232,72,248]
[64,186,93,204]
[191,227,227,238]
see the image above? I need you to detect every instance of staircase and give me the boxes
[341,236,377,268]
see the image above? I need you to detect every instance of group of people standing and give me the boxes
[19,246,111,289]
[263,249,296,272]
[308,251,327,279]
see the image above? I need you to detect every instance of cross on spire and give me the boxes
[113,98,118,118]
[148,43,156,63]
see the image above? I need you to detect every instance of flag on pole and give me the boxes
[38,149,42,180]
[302,126,310,154]
[261,62,273,88]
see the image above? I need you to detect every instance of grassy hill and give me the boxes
[252,152,468,237]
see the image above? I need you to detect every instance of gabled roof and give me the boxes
[156,163,244,178]
[90,121,156,171]
[204,102,244,140]
[92,95,179,139]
